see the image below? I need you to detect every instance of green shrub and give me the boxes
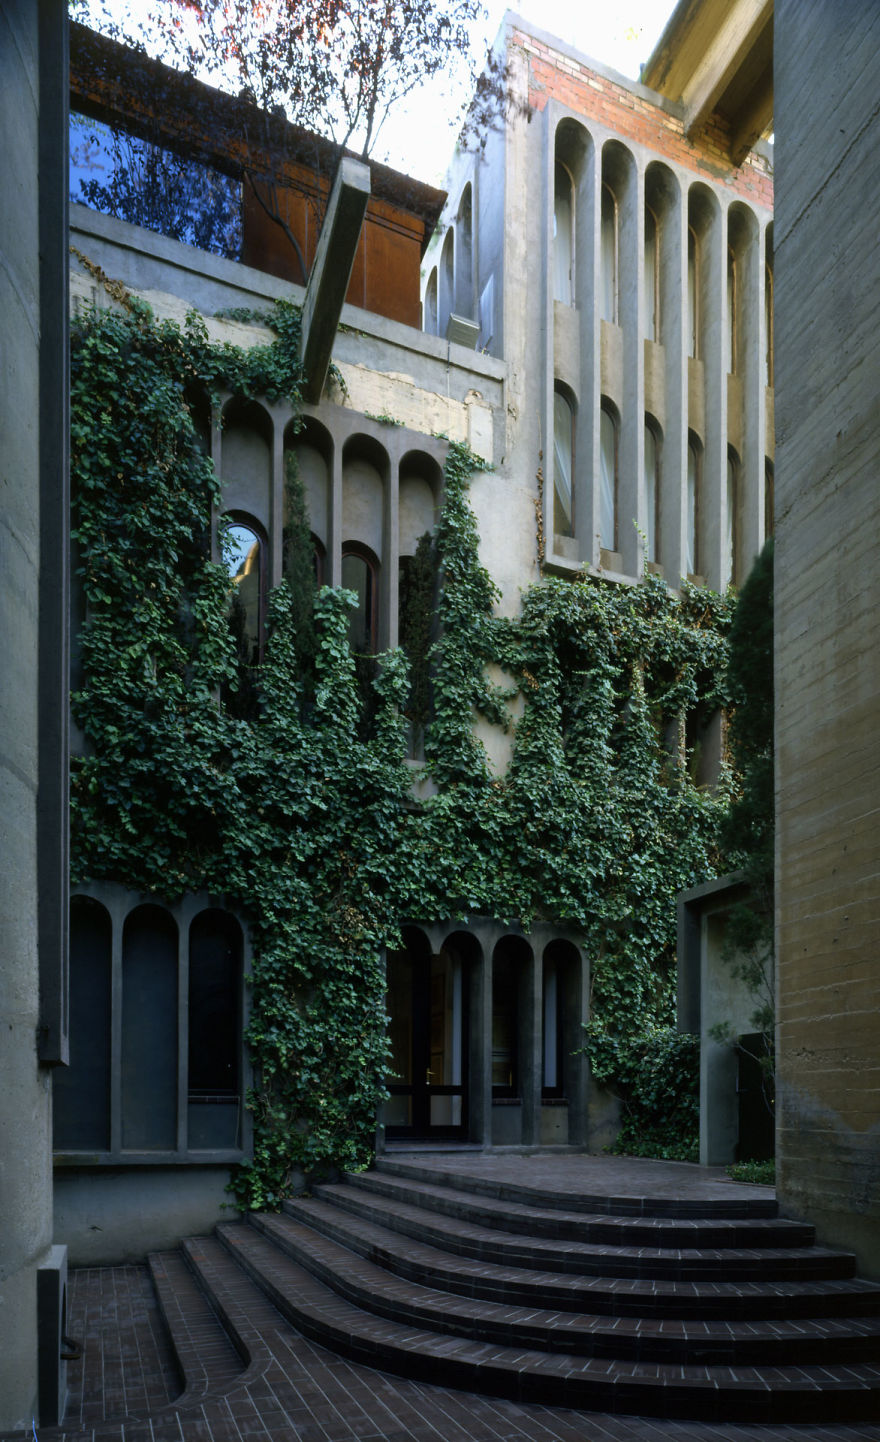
[584,1024,700,1162]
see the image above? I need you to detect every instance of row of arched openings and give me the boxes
[54,897,244,1156]
[553,135,773,385]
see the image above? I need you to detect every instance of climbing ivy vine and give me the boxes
[70,295,735,1205]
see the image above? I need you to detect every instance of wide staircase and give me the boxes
[149,1155,880,1424]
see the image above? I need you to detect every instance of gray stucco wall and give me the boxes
[54,1168,237,1265]
[774,0,880,1275]
[0,1,56,1426]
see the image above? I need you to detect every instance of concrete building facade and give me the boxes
[773,0,880,1278]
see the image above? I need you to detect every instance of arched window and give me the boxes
[726,450,739,586]
[599,404,619,553]
[600,184,618,324]
[554,162,574,304]
[188,910,242,1150]
[455,185,473,316]
[54,897,112,1152]
[686,438,701,577]
[643,420,660,564]
[644,204,659,341]
[439,228,454,336]
[726,246,737,374]
[687,227,699,358]
[553,385,575,537]
[342,546,379,654]
[222,514,266,664]
[765,459,775,538]
[122,905,178,1150]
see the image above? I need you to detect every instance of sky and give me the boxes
[379,0,679,184]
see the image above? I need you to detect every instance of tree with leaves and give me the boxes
[70,0,508,275]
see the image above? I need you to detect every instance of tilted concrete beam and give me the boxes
[300,155,370,403]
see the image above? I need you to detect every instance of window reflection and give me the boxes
[223,520,264,664]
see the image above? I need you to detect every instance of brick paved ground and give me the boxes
[13,1259,876,1442]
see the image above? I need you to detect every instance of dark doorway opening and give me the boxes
[384,927,468,1139]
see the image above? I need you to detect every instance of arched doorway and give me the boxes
[384,927,468,1139]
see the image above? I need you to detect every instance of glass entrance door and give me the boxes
[384,930,467,1138]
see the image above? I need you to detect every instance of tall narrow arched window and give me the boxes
[765,459,775,538]
[342,547,378,654]
[54,898,112,1152]
[188,910,242,1150]
[687,227,698,358]
[726,450,739,586]
[222,515,266,664]
[728,248,736,371]
[122,905,178,1151]
[644,205,659,341]
[600,184,618,324]
[599,404,618,553]
[439,229,454,335]
[643,421,660,564]
[686,439,700,577]
[455,185,473,317]
[553,386,574,537]
[554,162,574,304]
[765,262,774,386]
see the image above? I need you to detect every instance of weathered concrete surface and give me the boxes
[0,1,54,1426]
[774,0,880,1277]
[54,1167,237,1265]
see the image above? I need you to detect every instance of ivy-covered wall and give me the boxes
[70,298,735,1205]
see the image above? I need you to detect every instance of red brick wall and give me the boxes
[515,29,773,212]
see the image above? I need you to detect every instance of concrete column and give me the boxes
[691,185,726,589]
[270,409,285,587]
[734,209,765,582]
[662,175,688,584]
[0,0,67,1426]
[617,145,643,578]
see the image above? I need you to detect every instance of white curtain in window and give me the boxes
[600,408,617,550]
[600,186,617,324]
[644,207,657,341]
[553,390,573,535]
[643,424,658,562]
[554,164,573,304]
[686,444,697,575]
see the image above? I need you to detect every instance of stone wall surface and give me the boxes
[774,0,880,1277]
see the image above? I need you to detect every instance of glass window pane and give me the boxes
[553,390,574,536]
[644,208,657,341]
[644,425,658,563]
[601,186,617,324]
[687,230,697,358]
[188,911,241,1149]
[554,163,573,304]
[600,409,617,551]
[342,552,375,653]
[224,521,263,664]
[726,456,737,585]
[122,906,178,1150]
[687,445,698,575]
[54,898,112,1151]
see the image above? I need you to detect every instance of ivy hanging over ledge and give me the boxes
[70,297,736,1205]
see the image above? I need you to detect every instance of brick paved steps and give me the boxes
[306,1181,855,1283]
[375,1155,780,1218]
[248,1208,880,1367]
[342,1168,817,1250]
[281,1192,880,1321]
[204,1219,880,1424]
[147,1251,245,1405]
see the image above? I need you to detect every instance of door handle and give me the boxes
[426,1069,434,1083]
